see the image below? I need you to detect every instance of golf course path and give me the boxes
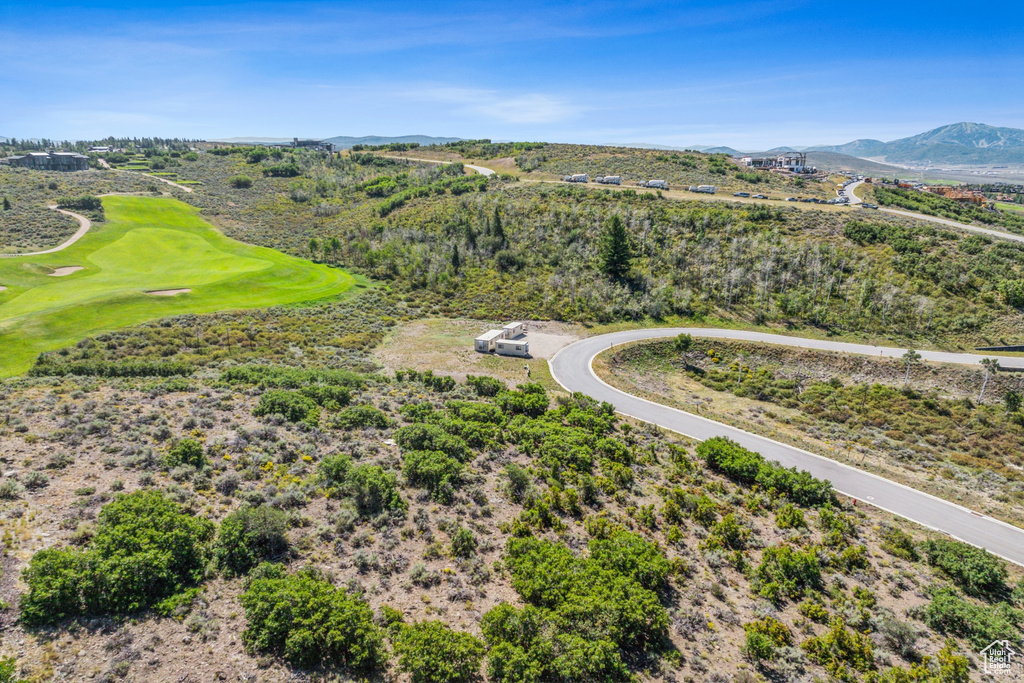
[140,172,194,193]
[384,156,496,176]
[0,207,92,258]
[550,328,1024,566]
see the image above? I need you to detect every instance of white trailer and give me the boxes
[646,179,669,189]
[495,338,529,357]
[474,329,504,353]
[689,185,716,194]
[570,174,589,183]
[502,322,525,339]
[602,175,621,185]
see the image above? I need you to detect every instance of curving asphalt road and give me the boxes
[549,328,1024,566]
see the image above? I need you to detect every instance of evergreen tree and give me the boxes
[308,237,319,258]
[599,215,633,279]
[2,197,10,211]
[492,206,505,247]
[451,244,462,272]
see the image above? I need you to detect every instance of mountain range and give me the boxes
[807,122,1024,165]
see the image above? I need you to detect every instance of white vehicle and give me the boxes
[688,185,716,194]
[646,179,669,189]
[601,175,622,185]
[569,173,589,183]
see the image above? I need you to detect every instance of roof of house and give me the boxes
[475,329,504,342]
[496,338,528,345]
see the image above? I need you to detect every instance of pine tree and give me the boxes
[451,244,462,272]
[308,237,319,258]
[2,197,10,211]
[599,215,633,279]
[492,206,505,247]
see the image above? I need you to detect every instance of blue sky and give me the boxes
[2,0,1022,149]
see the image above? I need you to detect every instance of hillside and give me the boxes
[324,134,466,149]
[803,151,905,175]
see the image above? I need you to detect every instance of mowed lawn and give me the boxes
[0,195,360,377]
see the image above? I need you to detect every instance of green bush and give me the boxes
[240,568,385,670]
[403,450,463,504]
[698,437,836,507]
[348,465,405,517]
[252,389,320,425]
[449,527,477,558]
[20,491,214,625]
[213,506,289,576]
[393,620,485,683]
[743,615,792,662]
[588,528,671,590]
[496,384,549,417]
[229,174,253,188]
[753,545,822,602]
[921,539,1008,598]
[920,586,1022,649]
[0,656,27,683]
[220,365,365,390]
[166,438,207,469]
[466,374,504,397]
[318,453,353,487]
[482,603,630,683]
[395,423,471,461]
[802,619,876,681]
[331,404,392,430]
[775,503,806,529]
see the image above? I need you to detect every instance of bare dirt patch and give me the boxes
[145,288,191,296]
[0,285,7,292]
[374,318,582,389]
[47,266,83,277]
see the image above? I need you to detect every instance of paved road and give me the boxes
[0,206,91,258]
[549,328,1024,566]
[842,180,864,205]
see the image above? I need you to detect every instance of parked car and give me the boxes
[862,203,879,209]
[785,197,797,201]
[733,192,750,197]
[752,194,767,199]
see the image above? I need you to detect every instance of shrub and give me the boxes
[802,619,876,681]
[393,620,485,683]
[482,603,631,683]
[403,450,463,504]
[0,656,27,683]
[229,175,253,188]
[331,404,392,430]
[220,365,365,390]
[698,437,836,507]
[240,568,385,670]
[879,526,919,562]
[214,506,290,576]
[775,503,805,529]
[920,586,1022,649]
[495,384,549,417]
[743,616,792,662]
[450,527,477,558]
[921,539,1008,598]
[587,528,671,590]
[166,438,207,469]
[348,465,405,517]
[753,545,822,602]
[20,491,214,625]
[252,389,320,425]
[318,453,353,487]
[396,423,471,461]
[466,374,504,397]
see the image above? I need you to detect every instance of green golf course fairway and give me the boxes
[0,195,361,377]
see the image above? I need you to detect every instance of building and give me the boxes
[745,152,815,174]
[88,145,113,153]
[926,186,986,205]
[290,138,335,153]
[495,338,529,357]
[474,329,504,353]
[475,322,530,356]
[1,151,90,171]
[502,322,525,339]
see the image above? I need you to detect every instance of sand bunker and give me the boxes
[146,288,191,296]
[48,266,84,277]
[0,286,7,292]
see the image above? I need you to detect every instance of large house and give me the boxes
[743,152,815,174]
[2,151,90,171]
